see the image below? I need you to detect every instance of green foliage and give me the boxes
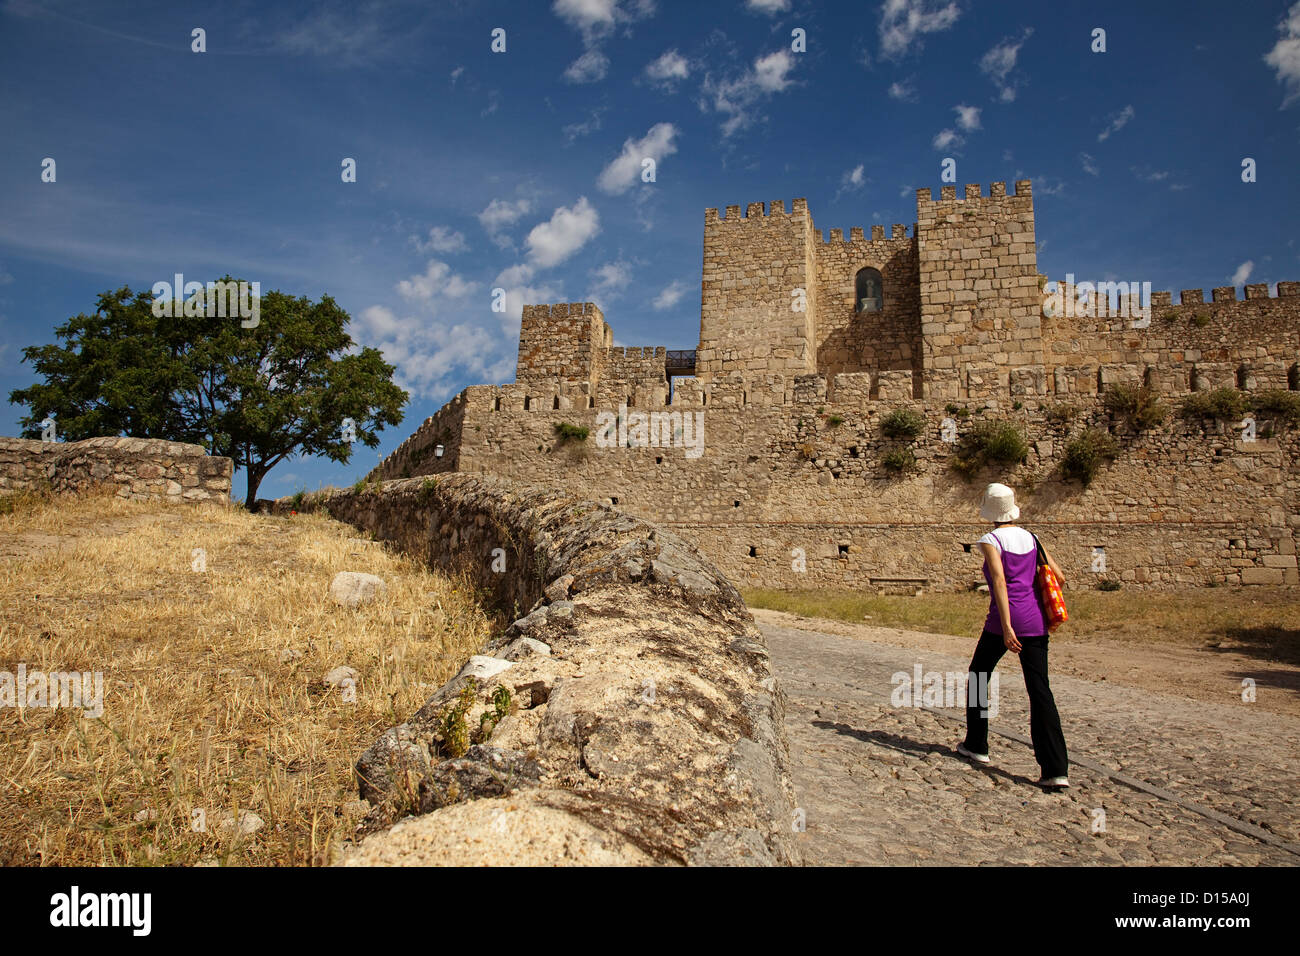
[1191,312,1211,327]
[1179,388,1250,422]
[351,477,368,494]
[476,684,513,742]
[951,420,1029,476]
[1060,428,1119,485]
[1045,402,1078,424]
[944,403,970,418]
[826,414,844,427]
[881,407,926,440]
[419,477,439,503]
[1098,580,1122,592]
[1103,383,1166,431]
[553,421,590,443]
[881,448,914,472]
[7,281,408,510]
[439,678,477,758]
[290,489,306,511]
[1252,389,1300,427]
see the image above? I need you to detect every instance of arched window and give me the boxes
[855,267,883,313]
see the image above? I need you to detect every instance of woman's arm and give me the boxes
[980,542,1021,652]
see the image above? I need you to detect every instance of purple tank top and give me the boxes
[982,529,1048,637]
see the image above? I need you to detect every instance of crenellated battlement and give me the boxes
[704,198,811,223]
[820,223,912,244]
[915,180,1031,206]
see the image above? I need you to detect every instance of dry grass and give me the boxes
[0,489,492,866]
[742,586,1300,662]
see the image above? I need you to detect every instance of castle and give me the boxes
[371,181,1300,593]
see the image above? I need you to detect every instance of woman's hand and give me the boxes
[1003,627,1022,653]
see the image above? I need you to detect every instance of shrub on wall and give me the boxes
[1060,428,1119,485]
[1178,388,1250,422]
[553,422,590,443]
[1252,389,1300,428]
[1045,402,1078,424]
[951,420,1029,476]
[881,407,925,439]
[1103,383,1166,432]
[882,447,914,472]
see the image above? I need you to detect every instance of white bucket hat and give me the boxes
[979,483,1020,522]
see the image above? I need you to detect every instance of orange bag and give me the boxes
[1033,534,1068,631]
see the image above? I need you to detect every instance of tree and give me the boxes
[9,279,408,508]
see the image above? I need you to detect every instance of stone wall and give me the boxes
[917,181,1042,402]
[0,436,232,502]
[516,302,611,388]
[814,227,921,387]
[274,475,802,866]
[697,200,818,381]
[371,388,1299,592]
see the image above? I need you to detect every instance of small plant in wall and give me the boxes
[950,420,1029,478]
[552,421,589,443]
[1103,383,1166,432]
[1252,389,1300,430]
[881,407,925,440]
[826,414,844,427]
[882,447,914,473]
[1178,388,1250,424]
[1059,428,1118,485]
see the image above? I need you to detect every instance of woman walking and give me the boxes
[956,482,1071,789]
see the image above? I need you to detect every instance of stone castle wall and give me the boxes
[814,226,920,387]
[372,386,1299,592]
[0,436,232,503]
[369,180,1300,593]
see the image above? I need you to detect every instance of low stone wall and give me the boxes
[0,436,232,502]
[275,475,802,866]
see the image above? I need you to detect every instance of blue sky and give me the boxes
[2,0,1299,498]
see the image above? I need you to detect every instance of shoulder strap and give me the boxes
[1032,532,1048,564]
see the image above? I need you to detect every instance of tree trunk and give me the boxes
[244,467,266,512]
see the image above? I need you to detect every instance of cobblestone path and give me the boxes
[763,620,1300,866]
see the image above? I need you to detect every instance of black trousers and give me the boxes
[962,628,1069,778]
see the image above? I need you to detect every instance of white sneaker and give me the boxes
[1039,776,1070,788]
[956,743,990,765]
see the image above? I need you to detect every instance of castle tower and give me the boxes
[915,181,1044,400]
[696,199,819,382]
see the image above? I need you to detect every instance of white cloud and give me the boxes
[563,48,609,83]
[953,103,981,131]
[1265,2,1300,107]
[700,49,797,137]
[879,0,961,60]
[835,164,867,199]
[477,198,534,248]
[523,197,601,269]
[645,49,689,86]
[1231,260,1255,286]
[979,28,1032,101]
[396,260,477,304]
[888,79,917,101]
[746,0,791,14]
[553,0,656,35]
[450,66,464,84]
[932,128,964,151]
[588,259,635,304]
[563,108,606,141]
[412,225,467,254]
[1097,104,1135,141]
[652,280,687,310]
[596,122,679,194]
[1079,152,1099,176]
